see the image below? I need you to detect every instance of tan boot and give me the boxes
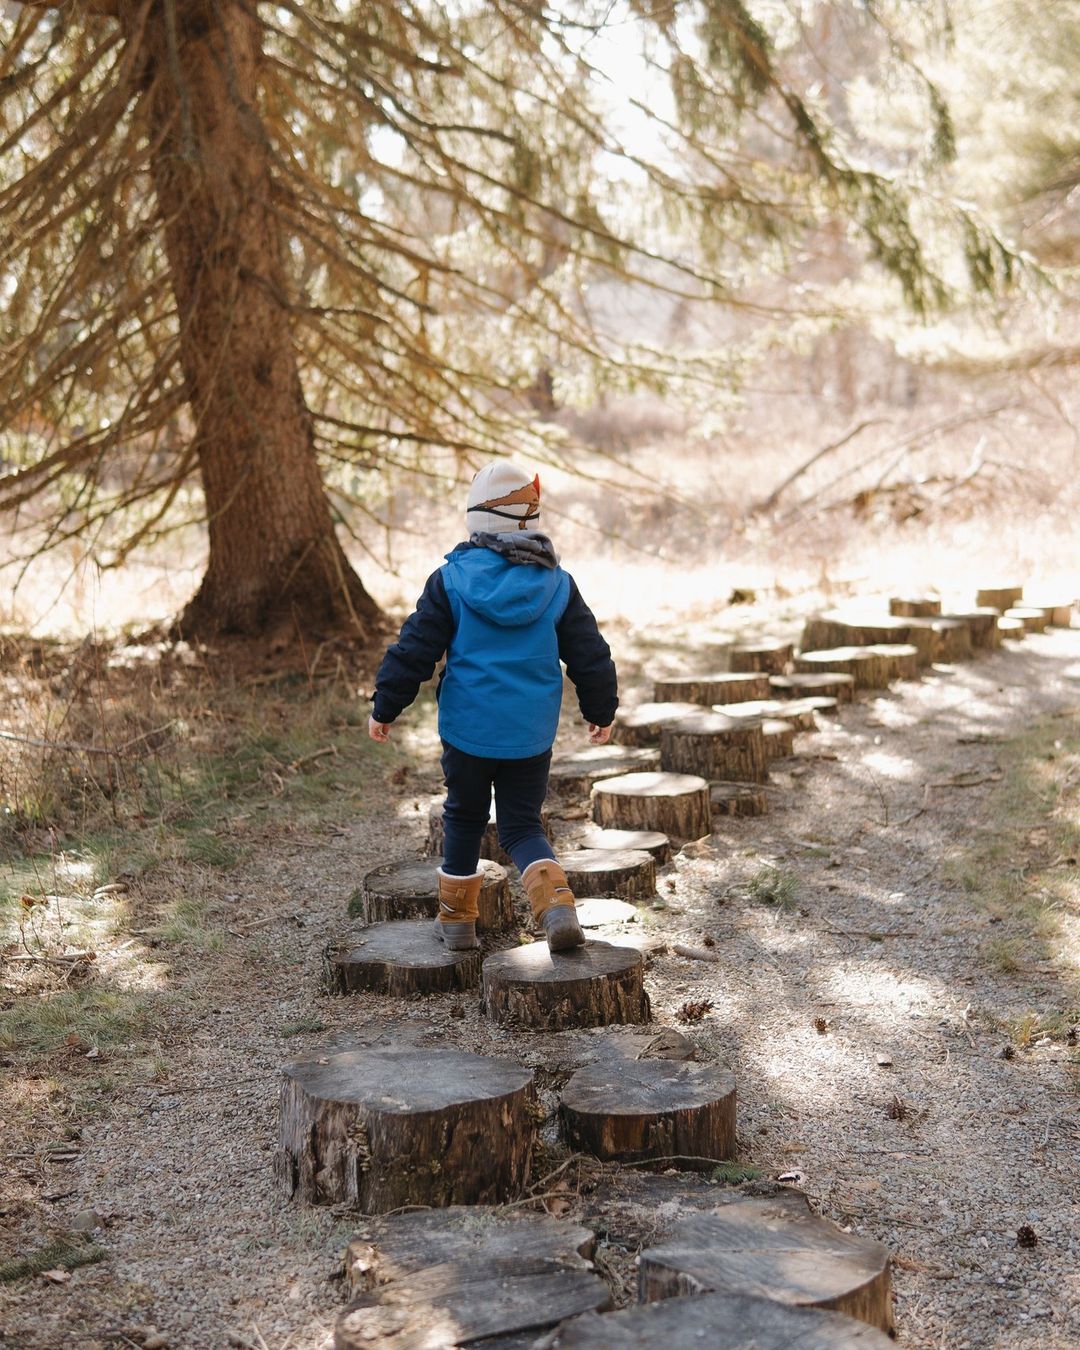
[434,868,483,950]
[521,859,585,952]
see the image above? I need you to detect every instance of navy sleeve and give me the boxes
[371,570,454,723]
[557,577,618,726]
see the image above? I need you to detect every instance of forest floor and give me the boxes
[1,604,1079,1350]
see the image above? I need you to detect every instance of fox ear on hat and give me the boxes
[466,462,541,533]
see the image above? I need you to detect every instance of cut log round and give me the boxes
[938,607,1001,649]
[638,1199,893,1334]
[336,1208,608,1350]
[710,782,768,817]
[613,703,704,748]
[356,857,513,932]
[761,718,796,759]
[277,1048,535,1210]
[325,922,480,997]
[997,615,1026,639]
[660,712,769,784]
[864,642,920,680]
[560,1057,736,1167]
[575,827,672,863]
[427,803,552,868]
[930,618,973,662]
[769,672,855,703]
[549,1292,896,1348]
[561,848,657,902]
[574,897,642,928]
[548,745,661,799]
[714,698,820,732]
[976,585,1024,612]
[793,648,891,690]
[651,673,771,707]
[592,772,711,842]
[1005,605,1049,633]
[889,595,941,617]
[1026,599,1075,628]
[482,940,648,1030]
[728,639,793,675]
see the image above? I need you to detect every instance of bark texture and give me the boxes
[889,596,942,618]
[976,586,1025,611]
[761,718,796,759]
[355,858,513,932]
[769,673,855,703]
[592,771,711,841]
[710,783,768,817]
[613,703,704,748]
[325,922,481,997]
[728,640,794,674]
[561,848,657,902]
[794,648,892,690]
[652,674,771,706]
[660,713,769,783]
[482,940,648,1030]
[548,746,661,799]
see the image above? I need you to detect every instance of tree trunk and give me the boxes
[136,2,382,638]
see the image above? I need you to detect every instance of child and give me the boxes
[369,462,618,953]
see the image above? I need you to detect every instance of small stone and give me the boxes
[70,1208,104,1233]
[875,1051,893,1067]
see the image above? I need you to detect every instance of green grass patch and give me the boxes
[0,1236,107,1284]
[182,832,240,868]
[0,987,162,1058]
[745,864,797,911]
[281,1014,328,1037]
[710,1161,763,1184]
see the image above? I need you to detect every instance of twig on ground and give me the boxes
[672,942,723,963]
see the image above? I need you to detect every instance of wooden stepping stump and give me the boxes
[660,712,768,784]
[710,782,768,817]
[355,857,513,932]
[652,673,770,706]
[638,1198,893,1333]
[761,718,796,759]
[1005,605,1049,633]
[575,897,641,928]
[714,697,821,732]
[326,922,480,997]
[548,745,661,798]
[794,647,891,691]
[1026,598,1074,628]
[482,940,648,1030]
[889,595,941,617]
[929,617,972,661]
[769,672,855,703]
[593,771,711,842]
[864,642,920,680]
[613,702,709,748]
[426,802,552,868]
[277,1048,535,1210]
[576,826,672,863]
[562,848,656,901]
[976,584,1024,611]
[550,1292,896,1348]
[938,606,1001,649]
[560,1057,736,1167]
[728,638,793,674]
[337,1208,608,1350]
[997,615,1026,639]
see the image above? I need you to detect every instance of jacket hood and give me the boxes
[444,544,564,627]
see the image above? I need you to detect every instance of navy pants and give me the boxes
[440,742,555,877]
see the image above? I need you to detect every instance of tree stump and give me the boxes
[660,712,768,783]
[864,642,920,680]
[549,1292,896,1349]
[1026,599,1074,628]
[938,607,1001,649]
[802,610,935,666]
[575,897,641,928]
[997,615,1026,639]
[710,782,768,817]
[930,618,973,661]
[592,772,711,842]
[561,848,657,901]
[1005,605,1049,633]
[575,827,672,863]
[761,718,796,759]
[638,1199,893,1333]
[560,1057,736,1167]
[336,1208,609,1350]
[277,1048,535,1210]
[714,698,821,732]
[356,857,513,932]
[325,922,481,997]
[976,584,1024,611]
[482,940,648,1030]
[769,672,855,703]
[793,647,891,690]
[548,745,661,799]
[651,673,770,706]
[613,703,704,748]
[889,595,941,617]
[728,639,793,675]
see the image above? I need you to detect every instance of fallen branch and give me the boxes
[672,943,723,963]
[288,744,338,772]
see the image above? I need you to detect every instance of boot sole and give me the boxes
[433,916,479,951]
[542,909,586,953]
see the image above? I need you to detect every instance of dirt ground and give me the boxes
[1,613,1079,1349]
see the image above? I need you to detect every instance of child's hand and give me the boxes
[588,723,612,745]
[369,716,391,743]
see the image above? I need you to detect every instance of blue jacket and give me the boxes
[373,542,618,759]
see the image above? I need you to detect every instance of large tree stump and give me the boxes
[997,615,1026,639]
[652,673,770,706]
[660,712,769,783]
[865,642,920,680]
[482,940,648,1030]
[575,897,642,929]
[793,648,891,690]
[710,782,768,817]
[761,718,796,759]
[426,802,552,868]
[548,745,661,799]
[560,1058,736,1167]
[613,702,711,748]
[575,827,672,863]
[930,618,973,661]
[800,610,934,663]
[549,1293,896,1348]
[562,848,657,901]
[938,607,1001,649]
[1005,605,1049,633]
[638,1199,893,1333]
[976,584,1024,611]
[325,922,481,997]
[277,1048,535,1210]
[1026,598,1075,628]
[769,672,855,703]
[889,595,941,617]
[592,772,711,842]
[728,639,793,675]
[714,698,822,732]
[355,858,513,932]
[336,1209,609,1350]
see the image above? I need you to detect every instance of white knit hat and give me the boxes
[466,462,541,535]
